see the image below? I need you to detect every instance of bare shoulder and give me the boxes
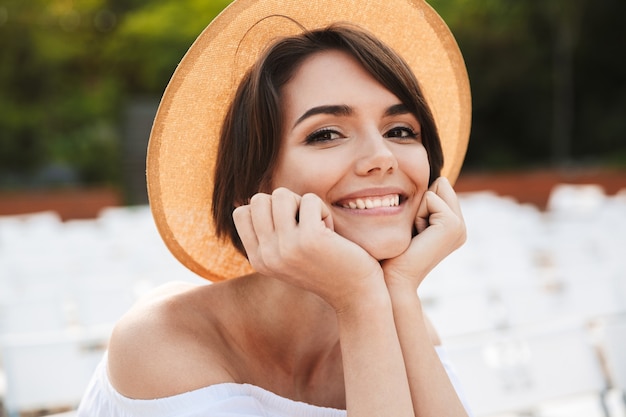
[107,281,235,399]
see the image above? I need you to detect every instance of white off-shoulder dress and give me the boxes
[77,347,473,417]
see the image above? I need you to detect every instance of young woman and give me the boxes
[78,1,473,416]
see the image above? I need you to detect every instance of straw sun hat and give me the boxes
[146,0,471,282]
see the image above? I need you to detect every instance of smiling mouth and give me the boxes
[338,194,401,210]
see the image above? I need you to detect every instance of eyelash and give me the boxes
[304,126,420,144]
[305,128,342,144]
[385,126,420,140]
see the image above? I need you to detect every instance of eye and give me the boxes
[305,128,343,144]
[385,126,420,140]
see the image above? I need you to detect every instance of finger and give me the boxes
[232,205,259,255]
[271,187,300,234]
[249,193,275,243]
[416,190,433,234]
[416,189,457,233]
[430,177,464,219]
[299,193,334,231]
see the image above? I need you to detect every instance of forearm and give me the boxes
[336,290,414,417]
[387,284,469,417]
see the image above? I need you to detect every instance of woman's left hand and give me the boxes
[381,177,466,291]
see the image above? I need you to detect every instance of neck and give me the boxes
[227,273,343,402]
[239,273,340,364]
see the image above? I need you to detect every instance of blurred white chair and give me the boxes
[445,322,610,417]
[0,293,71,335]
[1,330,105,417]
[497,277,623,331]
[0,211,63,245]
[547,184,607,217]
[597,313,626,407]
[423,290,498,339]
[71,283,135,331]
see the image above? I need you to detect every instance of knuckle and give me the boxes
[272,187,288,198]
[301,193,319,203]
[249,193,268,205]
[231,206,247,222]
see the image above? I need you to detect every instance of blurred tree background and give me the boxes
[1,0,625,201]
[431,0,626,171]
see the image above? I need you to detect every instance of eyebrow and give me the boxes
[291,103,413,130]
[385,103,412,117]
[293,105,352,129]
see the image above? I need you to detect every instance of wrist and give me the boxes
[334,279,392,323]
[386,282,421,308]
[383,269,422,294]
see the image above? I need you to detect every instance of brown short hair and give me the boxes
[212,23,443,255]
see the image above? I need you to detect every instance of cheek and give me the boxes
[271,161,312,195]
[399,148,430,189]
[272,153,345,196]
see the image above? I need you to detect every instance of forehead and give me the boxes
[280,50,400,120]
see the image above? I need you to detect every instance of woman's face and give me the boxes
[271,50,430,260]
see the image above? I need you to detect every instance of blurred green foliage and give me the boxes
[0,0,230,189]
[0,0,625,191]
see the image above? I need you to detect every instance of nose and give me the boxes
[355,131,398,176]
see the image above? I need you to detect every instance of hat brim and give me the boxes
[147,0,472,282]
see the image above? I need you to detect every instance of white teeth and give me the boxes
[341,195,400,210]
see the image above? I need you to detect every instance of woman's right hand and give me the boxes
[232,187,384,311]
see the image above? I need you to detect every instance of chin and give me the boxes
[360,236,412,261]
